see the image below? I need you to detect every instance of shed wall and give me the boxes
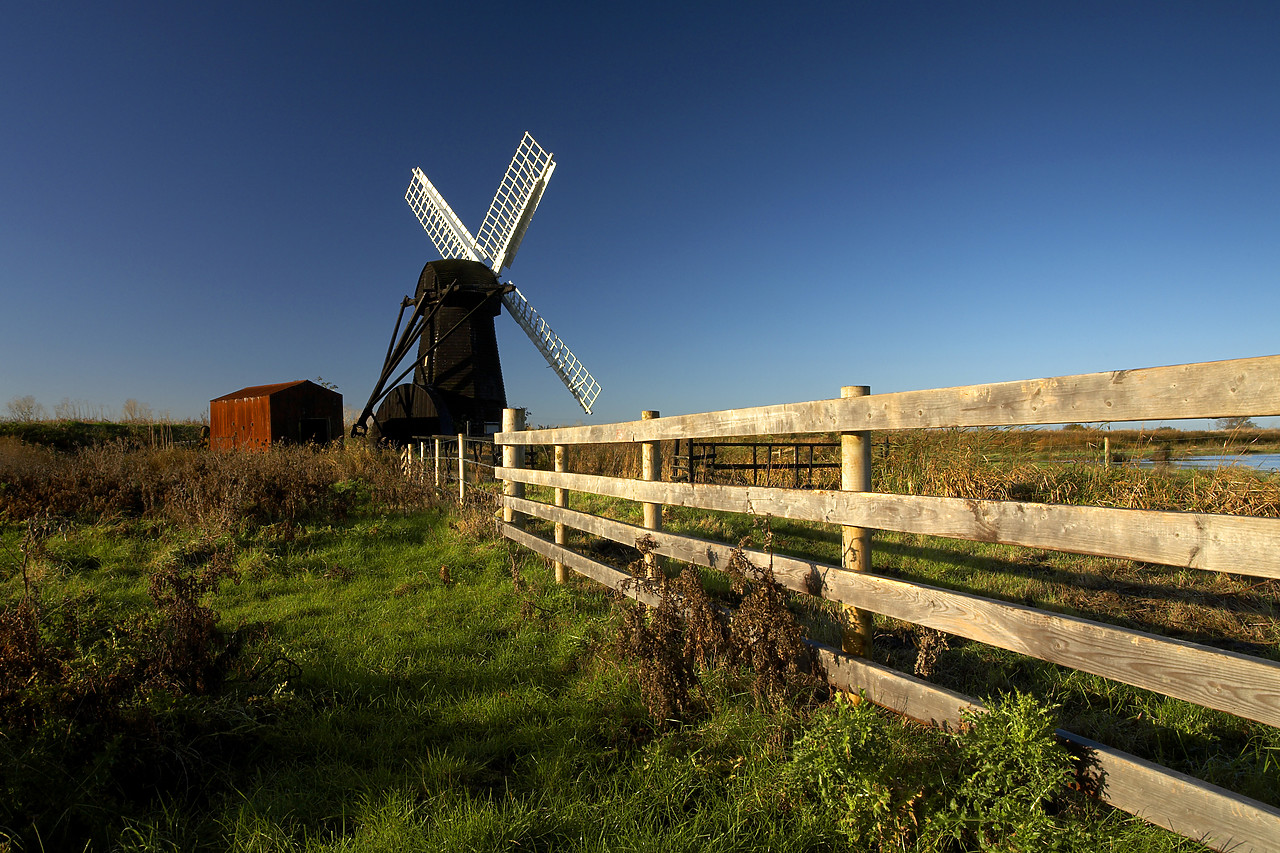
[210,396,273,450]
[270,385,344,444]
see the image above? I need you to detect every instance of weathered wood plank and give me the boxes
[496,355,1280,445]
[1061,731,1280,853]
[503,515,1280,853]
[815,643,982,726]
[504,496,1280,728]
[497,468,1280,579]
[501,523,662,608]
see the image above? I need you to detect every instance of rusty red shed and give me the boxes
[210,380,343,451]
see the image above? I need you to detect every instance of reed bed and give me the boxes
[0,439,430,531]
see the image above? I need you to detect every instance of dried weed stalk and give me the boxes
[616,523,824,726]
[722,541,825,713]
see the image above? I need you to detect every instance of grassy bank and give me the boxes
[523,432,1280,813]
[0,443,1200,850]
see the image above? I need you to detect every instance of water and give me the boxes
[1138,453,1280,473]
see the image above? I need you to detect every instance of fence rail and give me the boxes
[498,355,1280,445]
[495,354,1280,852]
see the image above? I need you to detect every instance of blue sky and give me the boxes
[2,1,1278,428]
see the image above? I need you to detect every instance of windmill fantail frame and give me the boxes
[352,133,601,443]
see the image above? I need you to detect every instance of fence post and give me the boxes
[457,433,466,503]
[641,410,661,578]
[1104,435,1111,468]
[434,437,441,487]
[554,444,567,583]
[502,408,526,528]
[841,385,874,657]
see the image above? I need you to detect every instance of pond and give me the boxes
[1138,453,1280,473]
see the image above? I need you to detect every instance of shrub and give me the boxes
[786,691,1083,851]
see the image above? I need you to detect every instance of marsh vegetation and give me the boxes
[1,425,1270,850]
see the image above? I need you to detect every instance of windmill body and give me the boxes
[353,133,600,442]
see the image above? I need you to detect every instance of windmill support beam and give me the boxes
[351,284,457,437]
[351,282,508,438]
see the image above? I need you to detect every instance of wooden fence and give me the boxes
[402,434,500,501]
[494,355,1280,852]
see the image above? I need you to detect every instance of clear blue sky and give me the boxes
[3,1,1278,428]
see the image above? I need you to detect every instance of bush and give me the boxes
[786,691,1083,851]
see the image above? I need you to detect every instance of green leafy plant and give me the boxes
[786,691,1084,852]
[932,692,1080,851]
[787,692,938,849]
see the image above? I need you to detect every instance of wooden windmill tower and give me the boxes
[352,133,601,442]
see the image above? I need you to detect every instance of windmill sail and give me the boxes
[501,287,600,414]
[405,167,487,264]
[475,133,556,273]
[393,132,602,422]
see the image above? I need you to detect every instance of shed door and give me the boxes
[300,418,331,444]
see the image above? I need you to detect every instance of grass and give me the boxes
[0,431,1258,849]
[3,516,1191,851]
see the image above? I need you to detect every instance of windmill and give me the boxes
[351,133,601,443]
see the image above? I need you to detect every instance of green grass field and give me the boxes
[0,502,1198,850]
[1,435,1258,850]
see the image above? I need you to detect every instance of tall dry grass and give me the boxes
[874,430,1280,516]
[0,439,430,530]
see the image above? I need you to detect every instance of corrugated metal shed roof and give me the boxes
[212,380,313,402]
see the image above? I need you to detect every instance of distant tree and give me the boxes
[1214,416,1258,431]
[120,398,154,424]
[315,376,339,391]
[54,397,105,421]
[6,395,46,422]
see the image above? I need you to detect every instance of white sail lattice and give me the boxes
[475,132,556,273]
[501,287,600,415]
[405,167,484,264]
[405,133,601,415]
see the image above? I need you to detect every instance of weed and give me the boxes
[787,690,1085,851]
[723,545,826,713]
[146,540,240,694]
[914,627,951,679]
[929,692,1082,850]
[788,691,935,848]
[615,528,824,726]
[0,518,256,849]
